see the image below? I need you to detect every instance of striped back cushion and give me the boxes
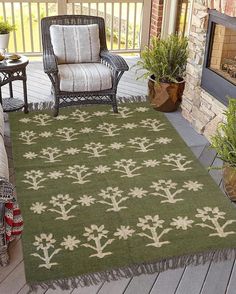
[50,24,101,64]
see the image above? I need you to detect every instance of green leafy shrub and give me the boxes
[136,34,188,83]
[0,21,16,34]
[211,99,236,167]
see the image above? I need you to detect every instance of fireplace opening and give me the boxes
[209,24,236,85]
[201,10,236,105]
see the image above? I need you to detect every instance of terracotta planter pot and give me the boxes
[0,34,9,50]
[223,165,236,202]
[148,76,185,112]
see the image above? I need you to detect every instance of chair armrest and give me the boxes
[100,50,129,72]
[43,52,58,74]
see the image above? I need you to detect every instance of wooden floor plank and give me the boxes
[123,274,157,294]
[17,284,46,294]
[226,260,236,294]
[149,267,185,294]
[0,241,23,283]
[71,282,103,294]
[0,261,26,294]
[190,145,206,159]
[200,259,234,294]
[175,263,211,294]
[97,278,131,294]
[198,144,217,168]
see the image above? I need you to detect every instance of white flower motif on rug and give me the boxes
[82,225,114,258]
[150,179,184,203]
[80,127,94,134]
[70,109,91,122]
[93,165,111,174]
[47,171,64,180]
[56,127,78,142]
[39,131,53,138]
[109,142,125,150]
[54,115,68,120]
[32,114,53,126]
[39,147,64,163]
[122,123,137,130]
[163,153,192,171]
[114,226,135,240]
[113,159,142,178]
[61,235,80,251]
[30,202,47,214]
[128,187,148,198]
[93,111,108,117]
[19,130,38,145]
[128,137,155,152]
[136,107,149,112]
[31,233,61,269]
[23,151,38,159]
[114,106,133,118]
[142,159,160,167]
[19,118,31,123]
[22,170,47,190]
[156,137,172,144]
[49,194,77,221]
[170,216,194,230]
[97,123,120,137]
[140,119,165,132]
[195,207,236,238]
[98,187,128,212]
[83,142,107,158]
[183,181,203,191]
[66,165,93,184]
[64,148,80,155]
[137,215,172,248]
[77,195,96,207]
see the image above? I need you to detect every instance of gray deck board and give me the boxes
[1,57,235,294]
[149,267,186,294]
[123,274,157,294]
[200,259,235,294]
[175,263,211,294]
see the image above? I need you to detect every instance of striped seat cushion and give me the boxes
[58,63,112,92]
[50,24,100,64]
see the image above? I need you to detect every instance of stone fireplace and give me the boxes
[181,0,236,140]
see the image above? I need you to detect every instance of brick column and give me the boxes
[150,0,164,39]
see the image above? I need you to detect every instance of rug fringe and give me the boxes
[27,248,236,293]
[19,96,149,113]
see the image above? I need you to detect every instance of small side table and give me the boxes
[0,55,29,113]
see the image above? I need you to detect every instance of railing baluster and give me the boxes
[72,3,75,14]
[2,2,6,22]
[28,2,34,52]
[96,3,98,16]
[20,2,26,53]
[126,2,129,50]
[118,2,122,50]
[133,2,137,49]
[46,2,49,16]
[11,2,17,52]
[38,3,42,52]
[81,2,83,14]
[111,2,114,51]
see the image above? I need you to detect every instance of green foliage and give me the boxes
[0,21,16,34]
[136,35,188,83]
[211,99,236,167]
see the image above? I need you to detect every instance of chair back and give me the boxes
[41,15,108,53]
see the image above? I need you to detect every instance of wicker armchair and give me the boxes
[41,15,129,116]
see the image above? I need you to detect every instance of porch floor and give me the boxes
[1,57,236,294]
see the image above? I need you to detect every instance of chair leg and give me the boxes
[111,95,118,113]
[53,95,59,117]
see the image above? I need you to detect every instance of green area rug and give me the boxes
[9,102,236,291]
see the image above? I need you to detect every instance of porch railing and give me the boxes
[0,0,152,56]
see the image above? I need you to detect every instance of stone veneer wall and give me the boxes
[181,0,236,141]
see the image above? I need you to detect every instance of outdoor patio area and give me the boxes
[0,57,235,294]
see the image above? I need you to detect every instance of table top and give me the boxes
[0,55,29,71]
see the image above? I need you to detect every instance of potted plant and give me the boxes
[0,21,16,52]
[136,35,188,112]
[211,98,236,201]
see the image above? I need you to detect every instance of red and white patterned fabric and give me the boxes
[5,200,23,242]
